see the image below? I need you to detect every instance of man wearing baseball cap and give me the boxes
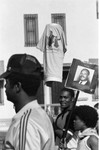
[0,54,55,150]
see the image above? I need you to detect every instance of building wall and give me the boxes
[0,0,98,119]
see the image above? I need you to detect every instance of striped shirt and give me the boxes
[4,100,55,150]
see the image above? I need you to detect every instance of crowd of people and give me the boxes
[0,53,98,150]
[52,88,99,150]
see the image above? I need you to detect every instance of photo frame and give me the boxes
[92,78,99,101]
[65,58,98,94]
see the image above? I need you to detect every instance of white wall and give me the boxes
[0,0,98,119]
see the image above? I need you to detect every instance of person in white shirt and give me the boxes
[0,53,55,150]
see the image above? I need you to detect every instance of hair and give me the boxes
[74,105,98,128]
[81,68,90,75]
[7,72,41,96]
[61,87,75,99]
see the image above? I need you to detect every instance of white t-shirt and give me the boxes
[4,100,55,150]
[37,23,67,84]
[77,128,99,150]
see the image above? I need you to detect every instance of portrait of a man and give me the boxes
[74,68,91,86]
[65,59,98,94]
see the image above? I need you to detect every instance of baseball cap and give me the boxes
[0,53,42,79]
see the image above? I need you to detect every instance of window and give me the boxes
[0,61,4,105]
[24,14,39,47]
[51,13,67,38]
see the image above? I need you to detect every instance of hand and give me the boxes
[59,138,67,150]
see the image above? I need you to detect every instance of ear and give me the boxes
[15,82,22,93]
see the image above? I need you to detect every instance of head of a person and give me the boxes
[0,54,42,102]
[59,87,75,111]
[79,68,90,82]
[74,105,98,132]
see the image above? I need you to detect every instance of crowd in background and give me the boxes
[0,53,98,150]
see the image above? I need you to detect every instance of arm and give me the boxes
[87,135,99,150]
[55,128,63,139]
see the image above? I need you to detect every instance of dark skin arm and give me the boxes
[55,129,63,138]
[87,135,98,150]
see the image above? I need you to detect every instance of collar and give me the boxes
[79,80,87,85]
[12,100,40,121]
[78,128,97,138]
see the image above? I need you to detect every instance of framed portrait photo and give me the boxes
[65,58,98,94]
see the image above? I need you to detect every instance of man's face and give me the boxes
[59,91,73,110]
[5,79,16,103]
[79,70,89,81]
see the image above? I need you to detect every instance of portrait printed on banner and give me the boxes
[65,59,98,94]
[73,66,94,86]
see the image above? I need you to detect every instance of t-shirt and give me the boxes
[4,100,55,150]
[37,23,67,84]
[77,128,99,150]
